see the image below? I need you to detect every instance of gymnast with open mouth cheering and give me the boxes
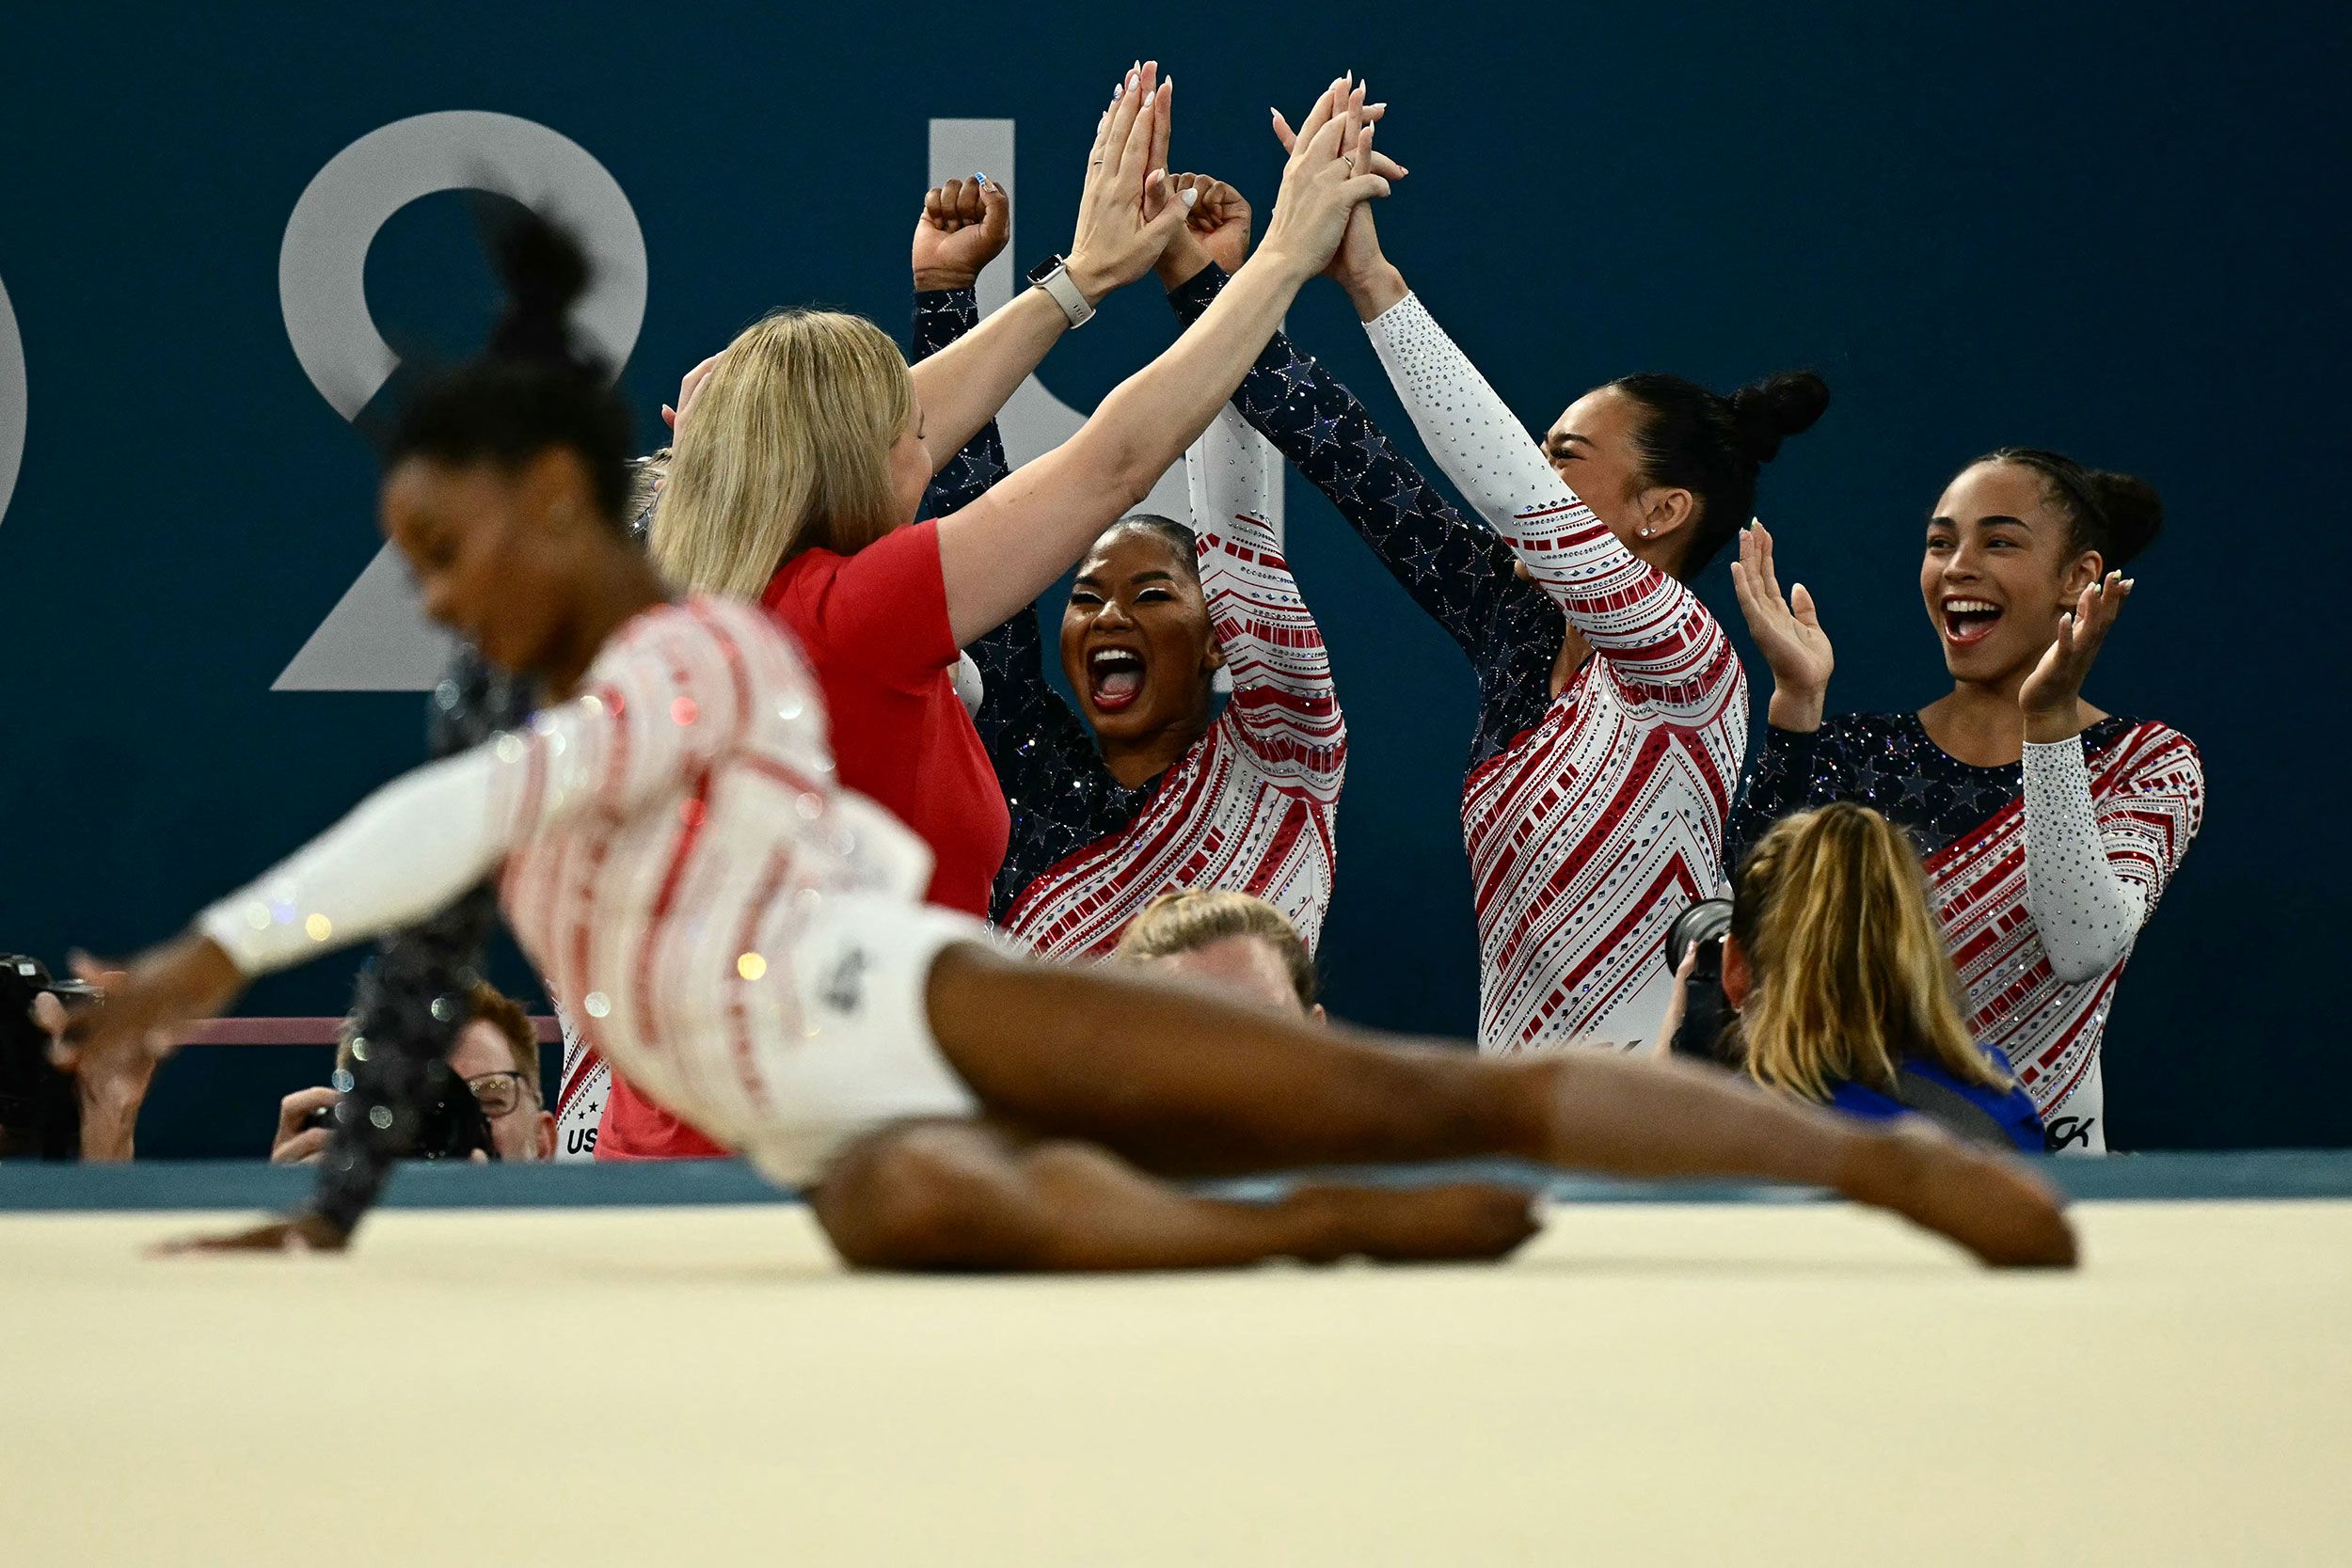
[911,162,1345,961]
[1725,452,2204,1152]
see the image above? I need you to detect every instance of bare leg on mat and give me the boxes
[809,1119,1540,1273]
[909,944,2075,1271]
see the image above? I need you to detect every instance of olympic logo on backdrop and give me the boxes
[0,275,24,531]
[275,111,646,690]
[269,114,1255,691]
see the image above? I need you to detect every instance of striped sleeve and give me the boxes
[1191,408,1344,797]
[1363,292,1740,723]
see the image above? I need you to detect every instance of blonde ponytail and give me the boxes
[1728,802,2007,1101]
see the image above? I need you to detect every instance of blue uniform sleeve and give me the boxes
[1165,262,1563,703]
[914,288,1010,517]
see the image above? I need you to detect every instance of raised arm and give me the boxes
[1189,408,1344,795]
[1154,194,1549,669]
[1361,289,1735,721]
[904,67,1179,465]
[910,175,1015,515]
[2017,574,2205,981]
[933,78,1389,647]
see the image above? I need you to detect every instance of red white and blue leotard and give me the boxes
[1731,713,2204,1152]
[919,287,1346,960]
[1173,264,1745,1052]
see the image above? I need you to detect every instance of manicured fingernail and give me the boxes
[1113,84,1123,100]
[1143,89,1154,106]
[1181,187,1200,209]
[975,171,987,182]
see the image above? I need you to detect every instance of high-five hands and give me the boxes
[1271,75,1407,297]
[2021,570,2131,742]
[913,175,1011,292]
[1729,520,1835,732]
[1256,76,1392,286]
[1169,175,1251,275]
[1063,60,1192,303]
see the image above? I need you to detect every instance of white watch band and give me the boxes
[1034,263,1095,328]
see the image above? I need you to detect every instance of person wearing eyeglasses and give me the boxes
[270,981,553,1164]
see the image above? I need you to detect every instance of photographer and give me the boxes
[5,956,151,1162]
[271,981,553,1165]
[1656,803,2042,1153]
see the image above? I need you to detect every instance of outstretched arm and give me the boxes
[49,602,793,1089]
[1361,289,1737,721]
[936,78,1389,646]
[1189,408,1344,796]
[1156,205,1551,673]
[905,68,1174,466]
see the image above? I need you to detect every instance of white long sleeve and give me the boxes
[199,596,782,978]
[2021,736,2149,983]
[1362,293,1732,722]
[199,749,506,975]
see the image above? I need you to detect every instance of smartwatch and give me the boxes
[1025,254,1095,328]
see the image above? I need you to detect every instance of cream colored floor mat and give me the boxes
[4,1200,2345,1565]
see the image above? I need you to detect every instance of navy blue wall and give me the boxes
[3,3,2345,1152]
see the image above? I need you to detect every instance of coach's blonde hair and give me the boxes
[1727,802,2007,1101]
[650,309,914,599]
[1115,889,1318,1008]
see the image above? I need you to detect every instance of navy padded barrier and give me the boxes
[7,1150,2352,1212]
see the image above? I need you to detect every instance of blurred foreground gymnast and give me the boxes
[46,93,2070,1273]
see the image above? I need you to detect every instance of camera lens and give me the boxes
[1665,898,1735,972]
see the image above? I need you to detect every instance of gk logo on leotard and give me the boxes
[275,111,647,691]
[2044,1116,2096,1153]
[821,949,869,1016]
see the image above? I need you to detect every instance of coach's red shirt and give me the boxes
[596,519,1008,1164]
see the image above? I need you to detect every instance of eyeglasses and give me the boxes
[463,1069,539,1119]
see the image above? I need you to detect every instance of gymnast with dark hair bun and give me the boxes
[1727,449,2205,1154]
[1153,79,1826,1054]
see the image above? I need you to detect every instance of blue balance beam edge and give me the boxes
[6,1150,2352,1212]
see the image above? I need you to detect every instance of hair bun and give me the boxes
[2086,469,2163,566]
[486,206,595,371]
[1727,371,1830,466]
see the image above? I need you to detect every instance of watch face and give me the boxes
[1025,254,1066,286]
